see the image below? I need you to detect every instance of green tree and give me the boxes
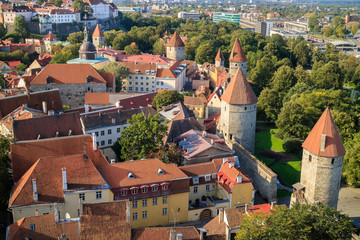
[152,39,166,55]
[50,43,81,64]
[0,135,12,204]
[124,45,141,55]
[312,47,325,63]
[270,65,297,96]
[101,62,129,92]
[71,0,92,18]
[257,88,282,122]
[250,56,276,90]
[15,63,27,72]
[344,132,360,187]
[195,43,216,64]
[294,65,313,85]
[50,0,62,7]
[149,143,183,165]
[152,90,184,110]
[293,40,310,66]
[312,61,344,89]
[67,32,84,44]
[308,13,319,32]
[14,15,29,38]
[351,23,358,36]
[282,82,313,104]
[117,113,168,161]
[0,24,7,39]
[335,26,346,38]
[333,16,345,29]
[51,44,64,54]
[323,27,333,37]
[112,32,132,50]
[236,203,355,240]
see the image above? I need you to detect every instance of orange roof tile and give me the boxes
[85,92,110,105]
[217,162,251,193]
[229,38,247,63]
[11,135,108,182]
[120,61,157,75]
[96,158,188,188]
[302,108,345,157]
[80,201,131,240]
[215,48,225,61]
[31,64,108,85]
[9,154,108,207]
[43,32,58,41]
[179,157,236,177]
[183,96,204,107]
[167,32,185,47]
[132,226,200,240]
[8,214,79,240]
[92,24,104,37]
[221,68,257,105]
[99,72,114,88]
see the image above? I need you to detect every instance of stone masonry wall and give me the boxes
[166,46,185,62]
[226,139,277,202]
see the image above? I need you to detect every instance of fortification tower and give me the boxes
[166,32,185,62]
[219,68,257,154]
[229,38,247,78]
[291,108,345,209]
[92,24,104,47]
[215,48,225,68]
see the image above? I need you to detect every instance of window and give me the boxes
[79,193,85,201]
[101,141,105,146]
[132,189,138,195]
[212,173,217,179]
[121,190,127,196]
[193,186,198,194]
[206,184,210,192]
[129,87,133,91]
[162,196,168,204]
[152,186,158,192]
[309,155,312,162]
[96,191,102,199]
[132,212,138,220]
[95,131,99,137]
[101,131,105,136]
[142,187,148,193]
[192,178,199,185]
[140,87,143,92]
[331,158,335,164]
[30,224,35,231]
[146,82,149,85]
[108,139,112,144]
[129,76,132,79]
[205,175,211,182]
[142,199,147,207]
[162,185,168,190]
[142,211,148,219]
[162,208,168,216]
[108,129,111,134]
[132,200,138,209]
[153,197,158,205]
[245,107,247,110]
[135,82,138,85]
[117,128,120,133]
[146,88,149,91]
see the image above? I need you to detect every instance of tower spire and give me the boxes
[83,14,88,42]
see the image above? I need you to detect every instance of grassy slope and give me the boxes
[255,124,301,188]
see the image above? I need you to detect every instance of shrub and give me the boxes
[274,132,283,139]
[270,130,275,134]
[283,138,302,153]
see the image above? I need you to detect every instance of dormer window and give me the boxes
[158,168,165,175]
[146,70,150,74]
[192,177,199,185]
[212,173,217,179]
[135,70,140,74]
[162,184,168,191]
[121,190,127,196]
[46,76,52,84]
[131,188,138,195]
[128,172,135,179]
[205,174,211,182]
[86,75,92,83]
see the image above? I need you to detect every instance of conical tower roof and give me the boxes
[167,32,185,47]
[93,24,104,38]
[302,108,345,157]
[229,38,247,63]
[221,68,257,105]
[215,48,225,61]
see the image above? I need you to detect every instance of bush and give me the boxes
[270,130,275,134]
[274,132,283,139]
[283,138,302,153]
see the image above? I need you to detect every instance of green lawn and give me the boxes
[255,124,301,187]
[277,189,292,198]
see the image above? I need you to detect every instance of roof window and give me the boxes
[158,168,165,175]
[128,172,135,179]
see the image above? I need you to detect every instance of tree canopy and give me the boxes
[14,15,29,38]
[101,62,129,92]
[116,113,168,161]
[236,203,355,240]
[152,90,184,110]
[0,135,12,204]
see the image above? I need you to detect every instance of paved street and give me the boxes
[338,186,360,229]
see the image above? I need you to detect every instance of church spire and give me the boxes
[83,14,88,42]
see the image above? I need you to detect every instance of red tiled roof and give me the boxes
[93,24,104,38]
[156,61,182,79]
[217,161,251,193]
[9,154,108,207]
[215,48,225,61]
[183,96,204,107]
[8,214,79,240]
[11,135,108,182]
[167,32,185,47]
[120,61,157,75]
[132,226,200,240]
[85,92,110,105]
[43,32,58,41]
[115,92,157,110]
[99,72,114,89]
[96,158,188,188]
[302,107,345,157]
[7,61,21,70]
[247,203,272,215]
[12,112,83,141]
[221,68,257,105]
[0,89,63,119]
[229,38,247,62]
[31,64,108,85]
[80,201,131,239]
[83,0,107,5]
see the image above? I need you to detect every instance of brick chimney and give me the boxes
[62,167,67,190]
[32,178,38,202]
[219,208,224,223]
[92,133,97,151]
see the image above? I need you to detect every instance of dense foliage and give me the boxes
[152,90,184,110]
[50,43,81,64]
[100,62,129,92]
[0,135,12,204]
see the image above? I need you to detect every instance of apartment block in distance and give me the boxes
[213,12,241,25]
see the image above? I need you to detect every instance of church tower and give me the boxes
[79,19,96,60]
[215,48,225,68]
[166,32,185,62]
[219,68,257,153]
[92,24,104,47]
[229,38,247,78]
[291,108,345,209]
